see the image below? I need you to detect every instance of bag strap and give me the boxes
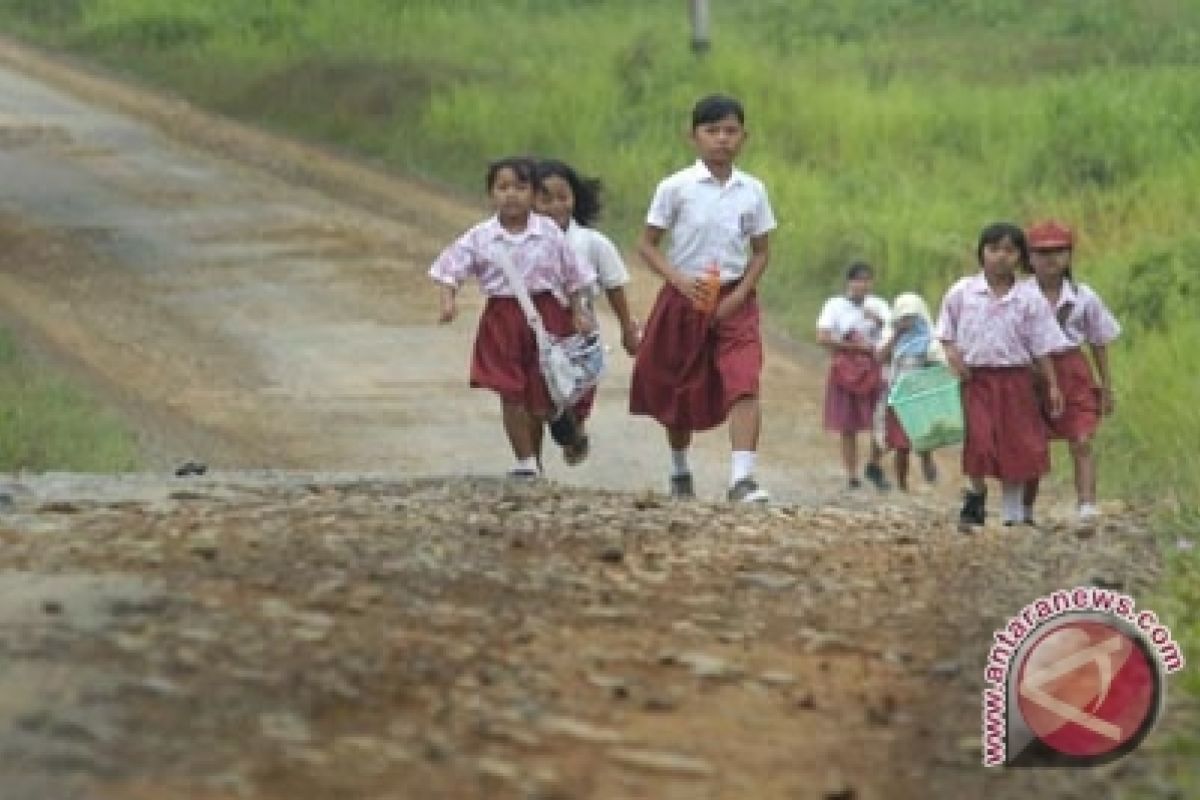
[494,246,550,344]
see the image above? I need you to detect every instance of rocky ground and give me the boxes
[0,472,1181,799]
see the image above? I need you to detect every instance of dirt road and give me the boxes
[0,37,859,503]
[0,37,1180,800]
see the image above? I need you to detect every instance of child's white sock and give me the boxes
[1001,482,1024,523]
[515,456,539,473]
[731,451,757,485]
[671,449,691,477]
[1079,502,1100,519]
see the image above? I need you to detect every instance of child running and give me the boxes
[629,94,777,502]
[533,158,640,465]
[878,291,944,491]
[1021,220,1121,527]
[429,156,596,479]
[935,222,1070,529]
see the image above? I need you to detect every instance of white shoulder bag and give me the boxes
[494,248,605,418]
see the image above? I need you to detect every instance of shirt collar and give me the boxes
[486,213,549,242]
[691,159,746,188]
[1056,278,1078,308]
[968,271,1019,301]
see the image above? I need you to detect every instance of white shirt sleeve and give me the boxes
[645,177,676,230]
[816,297,844,333]
[588,229,630,289]
[749,181,777,237]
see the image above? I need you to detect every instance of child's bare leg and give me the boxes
[919,451,937,483]
[729,394,761,451]
[501,401,537,462]
[531,414,546,470]
[667,427,692,450]
[1070,437,1096,506]
[868,440,884,468]
[841,433,858,479]
[1023,477,1040,510]
[895,449,910,491]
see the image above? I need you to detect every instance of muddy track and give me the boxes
[0,35,1179,800]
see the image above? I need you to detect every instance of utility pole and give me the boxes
[689,0,711,54]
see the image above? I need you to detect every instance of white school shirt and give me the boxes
[645,160,776,284]
[816,295,891,345]
[563,220,630,295]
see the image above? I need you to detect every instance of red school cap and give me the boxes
[1026,219,1074,250]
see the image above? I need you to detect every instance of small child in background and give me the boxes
[817,262,891,491]
[534,158,640,464]
[878,292,944,491]
[429,156,596,479]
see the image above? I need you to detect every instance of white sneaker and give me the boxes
[728,477,770,504]
[1078,504,1101,522]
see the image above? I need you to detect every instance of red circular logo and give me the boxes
[1016,619,1158,758]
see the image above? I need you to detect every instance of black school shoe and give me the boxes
[549,410,579,447]
[959,490,987,531]
[864,463,892,491]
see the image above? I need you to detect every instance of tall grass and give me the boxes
[0,331,140,472]
[1,2,1197,494]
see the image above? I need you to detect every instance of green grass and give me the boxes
[0,330,140,472]
[0,4,1195,769]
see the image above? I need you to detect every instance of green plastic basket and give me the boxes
[887,364,964,452]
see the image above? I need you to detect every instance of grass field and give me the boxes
[0,329,140,472]
[0,1,1195,773]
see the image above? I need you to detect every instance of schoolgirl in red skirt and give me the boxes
[1021,220,1121,526]
[533,159,640,466]
[935,222,1071,529]
[629,94,776,503]
[429,156,596,479]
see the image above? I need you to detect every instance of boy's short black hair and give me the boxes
[486,156,535,191]
[692,94,745,129]
[976,222,1029,267]
[845,261,873,281]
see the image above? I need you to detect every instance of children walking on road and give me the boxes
[817,262,892,491]
[429,156,596,479]
[935,222,1070,529]
[1021,220,1121,527]
[629,94,777,503]
[533,158,640,465]
[878,291,944,491]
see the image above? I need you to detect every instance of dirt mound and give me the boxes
[0,473,1162,799]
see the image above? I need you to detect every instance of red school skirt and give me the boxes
[470,293,574,417]
[1038,348,1102,441]
[629,282,762,432]
[961,366,1049,482]
[823,368,882,435]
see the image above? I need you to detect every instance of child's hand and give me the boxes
[438,297,457,324]
[621,321,641,356]
[1046,385,1065,418]
[671,270,706,306]
[711,288,746,325]
[573,308,596,335]
[946,348,970,380]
